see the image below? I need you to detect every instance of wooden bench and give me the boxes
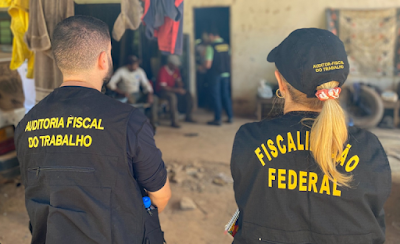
[256,96,276,121]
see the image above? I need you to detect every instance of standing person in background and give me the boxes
[15,16,170,244]
[196,31,211,109]
[156,55,195,128]
[195,31,210,75]
[205,27,233,126]
[107,55,158,125]
[230,28,391,244]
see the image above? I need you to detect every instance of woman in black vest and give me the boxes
[231,28,391,244]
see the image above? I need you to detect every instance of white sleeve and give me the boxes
[139,69,153,93]
[107,69,122,90]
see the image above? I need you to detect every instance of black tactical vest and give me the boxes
[15,86,146,244]
[210,41,231,76]
[231,112,391,244]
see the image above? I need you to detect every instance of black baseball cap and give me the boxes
[267,28,349,98]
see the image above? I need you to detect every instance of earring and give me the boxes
[276,89,284,98]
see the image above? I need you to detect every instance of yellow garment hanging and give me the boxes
[0,0,12,8]
[7,0,34,78]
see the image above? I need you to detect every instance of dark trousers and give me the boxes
[210,75,233,122]
[158,91,193,125]
[196,72,211,109]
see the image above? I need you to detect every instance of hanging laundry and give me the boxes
[142,0,184,55]
[0,61,25,111]
[4,0,34,78]
[0,0,11,8]
[17,61,35,113]
[24,0,74,103]
[112,0,143,41]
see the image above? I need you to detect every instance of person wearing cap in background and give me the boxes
[108,55,158,125]
[156,55,195,128]
[205,27,233,126]
[230,28,391,244]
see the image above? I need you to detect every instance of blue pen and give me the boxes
[142,196,152,216]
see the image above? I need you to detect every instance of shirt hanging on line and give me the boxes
[142,0,184,55]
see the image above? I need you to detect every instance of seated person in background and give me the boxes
[156,55,195,128]
[108,55,158,125]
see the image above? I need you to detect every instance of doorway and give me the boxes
[194,7,230,108]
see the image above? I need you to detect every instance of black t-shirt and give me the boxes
[231,111,391,244]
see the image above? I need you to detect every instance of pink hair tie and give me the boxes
[315,87,341,101]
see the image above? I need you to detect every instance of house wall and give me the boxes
[183,0,400,116]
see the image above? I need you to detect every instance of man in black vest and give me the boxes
[205,27,233,126]
[15,16,171,244]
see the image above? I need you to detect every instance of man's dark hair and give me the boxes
[208,26,220,36]
[52,15,111,72]
[126,55,139,65]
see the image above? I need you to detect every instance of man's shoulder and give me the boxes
[173,68,180,75]
[38,87,134,113]
[126,109,150,135]
[158,66,169,77]
[115,66,129,75]
[160,65,168,72]
[212,38,226,44]
[101,93,135,110]
[136,67,148,77]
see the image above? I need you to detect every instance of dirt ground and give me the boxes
[0,111,399,244]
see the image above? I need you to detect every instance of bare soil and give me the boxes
[0,113,399,244]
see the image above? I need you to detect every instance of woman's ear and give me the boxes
[275,70,287,95]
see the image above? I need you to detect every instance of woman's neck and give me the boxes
[283,100,321,114]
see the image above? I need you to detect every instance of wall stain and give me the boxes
[286,6,292,11]
[273,9,280,15]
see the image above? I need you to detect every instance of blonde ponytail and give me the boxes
[280,72,352,187]
[310,81,352,187]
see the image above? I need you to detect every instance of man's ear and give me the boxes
[98,51,108,71]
